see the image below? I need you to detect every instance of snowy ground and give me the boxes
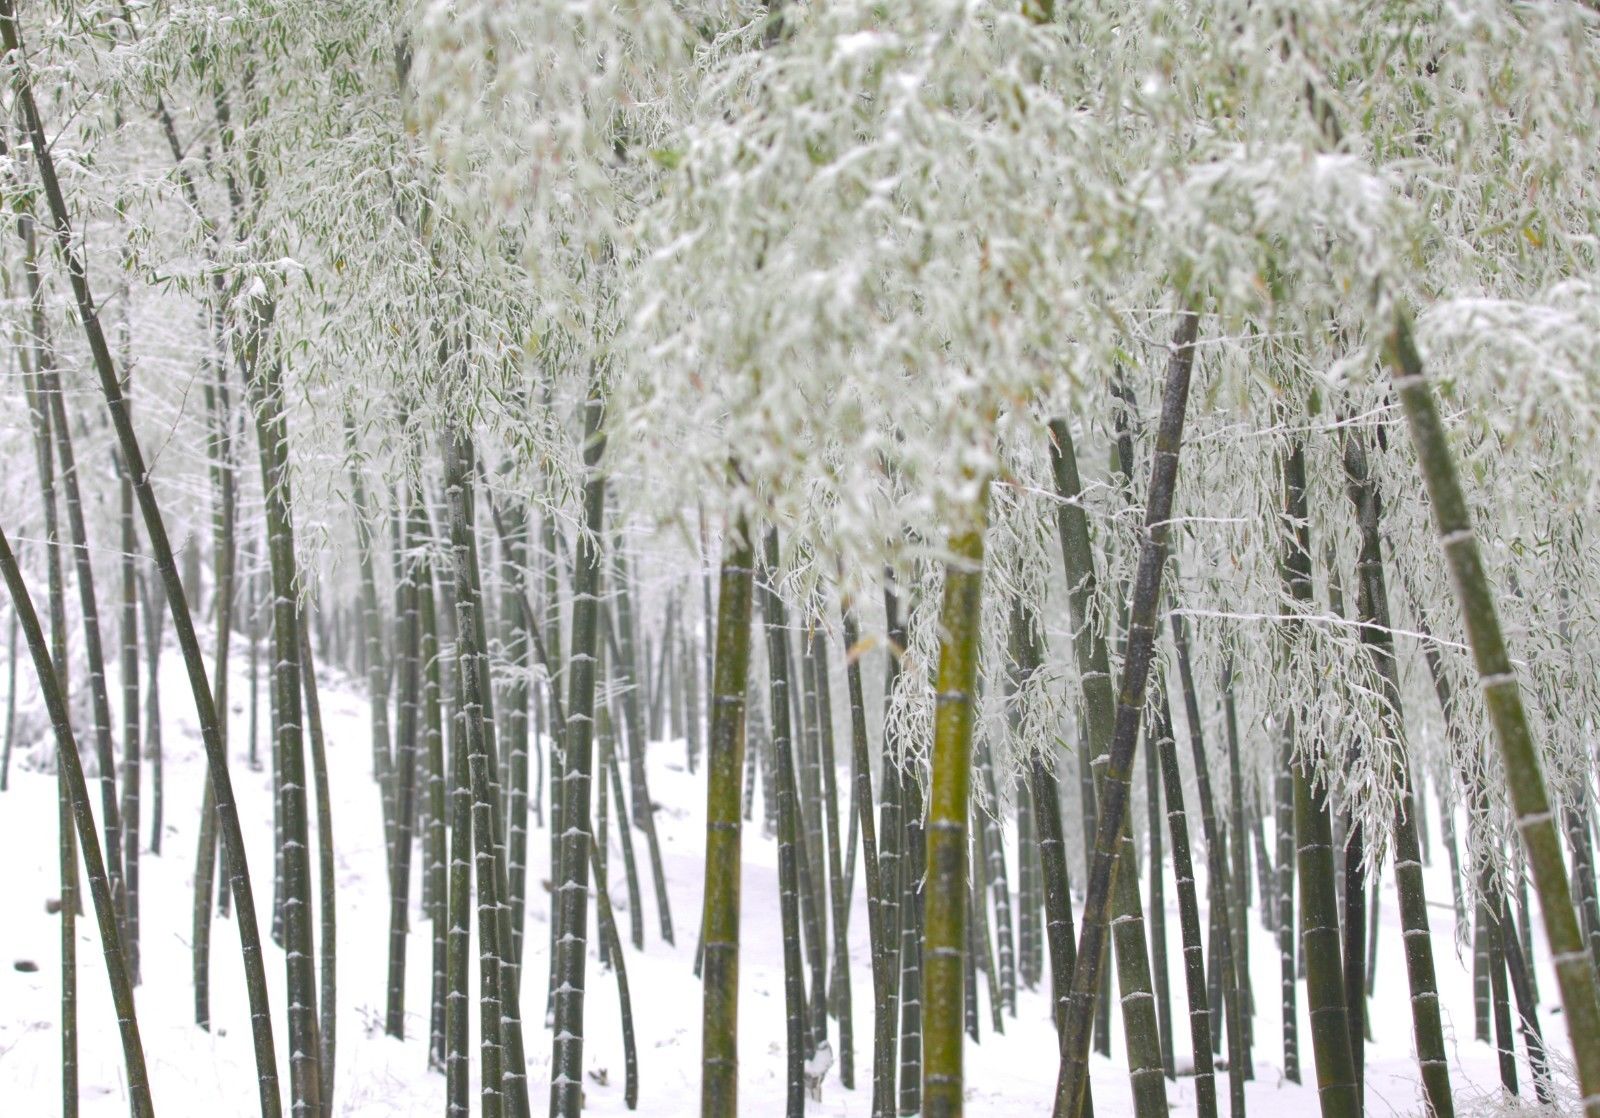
[0,645,1578,1115]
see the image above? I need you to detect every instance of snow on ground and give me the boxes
[0,644,1578,1115]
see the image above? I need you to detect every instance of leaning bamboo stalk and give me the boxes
[1385,309,1600,1116]
[1,525,152,1117]
[1055,310,1197,1118]
[1152,674,1217,1118]
[1046,411,1166,1109]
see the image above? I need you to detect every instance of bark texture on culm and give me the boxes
[921,496,989,1118]
[700,514,754,1118]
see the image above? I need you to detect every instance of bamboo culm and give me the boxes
[1055,309,1198,1118]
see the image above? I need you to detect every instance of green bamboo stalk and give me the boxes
[612,543,675,944]
[245,325,321,1118]
[1153,676,1217,1118]
[1342,425,1451,1116]
[1046,411,1168,1102]
[421,537,449,1070]
[447,429,520,1118]
[1008,601,1082,1066]
[760,527,811,1116]
[922,499,989,1118]
[386,486,423,1040]
[1055,311,1197,1118]
[550,388,607,1118]
[19,328,78,1118]
[812,630,855,1082]
[1279,431,1358,1118]
[589,837,638,1109]
[297,625,337,1118]
[842,597,894,1117]
[1146,689,1173,1080]
[701,513,754,1118]
[443,536,472,1117]
[1386,309,1600,1117]
[30,241,128,948]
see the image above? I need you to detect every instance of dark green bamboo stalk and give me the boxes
[812,630,855,1084]
[445,577,472,1117]
[1146,695,1173,1080]
[1279,431,1358,1118]
[421,537,449,1070]
[19,327,77,1118]
[0,14,283,1109]
[1055,310,1197,1118]
[1,525,153,1117]
[877,578,906,1116]
[1153,676,1216,1118]
[796,623,831,1041]
[1342,424,1451,1116]
[30,244,127,947]
[842,597,894,1118]
[298,625,337,1118]
[1007,601,1080,1057]
[1168,613,1245,1116]
[604,692,646,950]
[1275,643,1299,1085]
[501,504,531,978]
[1046,411,1168,1102]
[118,397,141,984]
[386,487,423,1040]
[760,527,810,1117]
[589,838,638,1109]
[974,707,1017,1021]
[1386,309,1600,1116]
[1498,893,1553,1103]
[446,428,518,1118]
[612,543,675,944]
[346,418,397,882]
[245,324,321,1118]
[1220,658,1252,1076]
[550,387,606,1118]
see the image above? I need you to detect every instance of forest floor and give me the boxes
[0,646,1579,1116]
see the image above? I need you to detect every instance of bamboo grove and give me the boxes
[4,3,1600,1118]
